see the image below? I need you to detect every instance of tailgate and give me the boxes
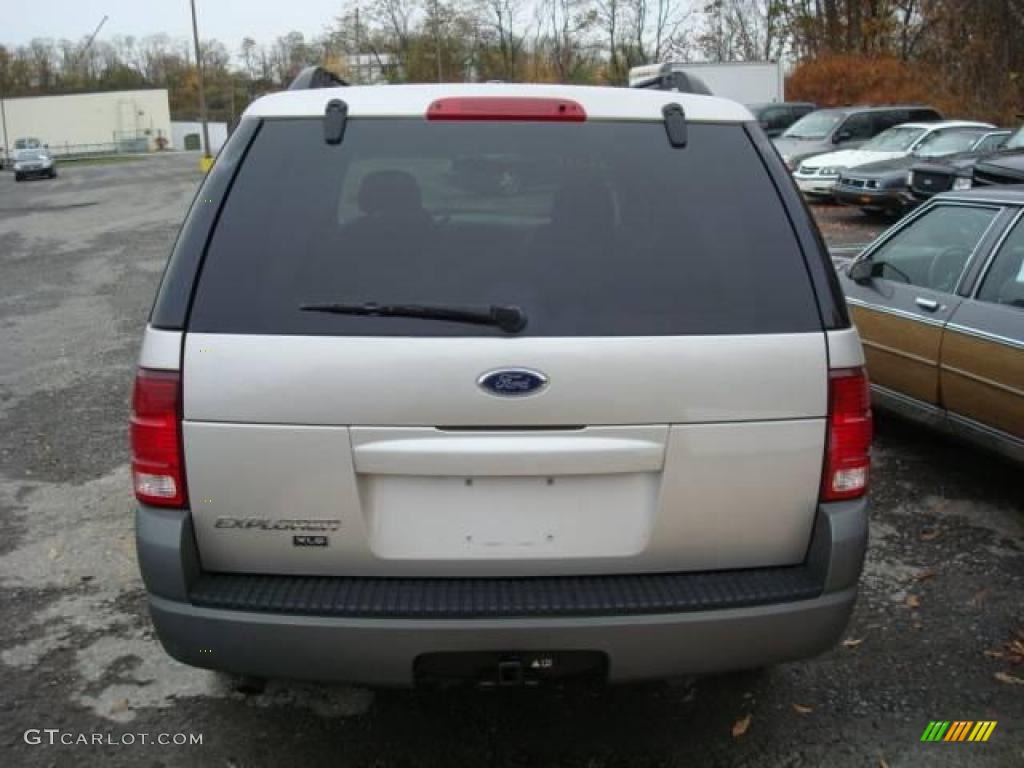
[182,333,827,577]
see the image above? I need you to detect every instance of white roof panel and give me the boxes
[244,83,754,123]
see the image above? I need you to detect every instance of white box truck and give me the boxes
[629,62,785,105]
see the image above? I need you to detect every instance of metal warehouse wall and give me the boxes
[170,121,229,153]
[0,89,172,154]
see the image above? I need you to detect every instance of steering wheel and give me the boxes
[928,246,971,293]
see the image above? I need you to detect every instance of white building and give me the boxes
[345,53,396,85]
[0,89,172,157]
[171,121,229,154]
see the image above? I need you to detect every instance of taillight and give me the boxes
[820,367,872,502]
[426,97,587,122]
[131,368,187,507]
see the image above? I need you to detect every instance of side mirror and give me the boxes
[834,130,852,144]
[848,259,876,284]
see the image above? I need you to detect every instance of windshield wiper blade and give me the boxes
[299,302,528,333]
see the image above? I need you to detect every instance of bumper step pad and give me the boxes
[189,566,822,619]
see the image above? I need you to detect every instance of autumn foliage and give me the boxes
[787,54,1018,125]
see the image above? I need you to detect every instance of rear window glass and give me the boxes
[189,119,820,336]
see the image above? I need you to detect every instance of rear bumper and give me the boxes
[137,500,867,686]
[834,185,910,211]
[15,167,54,178]
[794,176,838,197]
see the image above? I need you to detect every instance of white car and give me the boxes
[793,120,993,199]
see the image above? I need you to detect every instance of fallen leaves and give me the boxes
[109,698,130,714]
[969,589,989,608]
[986,629,1024,681]
[912,569,936,582]
[878,756,891,768]
[994,671,1024,686]
[792,703,813,715]
[1005,631,1024,665]
[905,594,921,609]
[919,529,941,541]
[842,637,864,648]
[731,714,752,738]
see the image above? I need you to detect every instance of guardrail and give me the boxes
[45,139,151,159]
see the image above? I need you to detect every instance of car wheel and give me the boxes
[14,173,22,182]
[50,170,57,179]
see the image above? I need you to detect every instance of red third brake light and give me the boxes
[131,368,188,508]
[820,367,873,502]
[426,97,587,122]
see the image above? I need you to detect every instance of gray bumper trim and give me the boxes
[137,498,867,685]
[806,498,869,593]
[135,505,201,602]
[149,587,857,685]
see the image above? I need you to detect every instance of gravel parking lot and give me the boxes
[0,154,1021,767]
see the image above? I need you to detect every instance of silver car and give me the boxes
[133,81,871,687]
[12,147,57,181]
[774,104,943,172]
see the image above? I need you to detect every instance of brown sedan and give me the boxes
[836,187,1024,462]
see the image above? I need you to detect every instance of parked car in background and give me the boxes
[909,127,1016,201]
[12,147,57,181]
[835,127,1009,216]
[972,135,1024,187]
[14,137,43,151]
[836,188,1023,462]
[748,102,816,137]
[134,81,870,688]
[793,120,989,200]
[773,105,943,171]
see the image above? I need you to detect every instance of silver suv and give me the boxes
[133,81,871,687]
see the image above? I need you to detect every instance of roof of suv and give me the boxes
[811,105,939,115]
[936,186,1024,204]
[244,83,755,123]
[897,120,990,131]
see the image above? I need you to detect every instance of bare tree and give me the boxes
[539,0,595,81]
[480,0,528,79]
[594,0,624,80]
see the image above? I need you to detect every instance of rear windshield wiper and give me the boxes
[299,301,527,334]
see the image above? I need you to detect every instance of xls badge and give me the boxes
[293,535,329,547]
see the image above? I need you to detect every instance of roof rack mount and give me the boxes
[289,66,348,90]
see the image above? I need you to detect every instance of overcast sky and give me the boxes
[3,0,344,53]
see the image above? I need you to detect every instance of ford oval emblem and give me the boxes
[478,368,548,397]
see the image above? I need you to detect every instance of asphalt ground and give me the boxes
[0,154,1021,767]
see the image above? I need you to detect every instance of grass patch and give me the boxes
[60,155,145,166]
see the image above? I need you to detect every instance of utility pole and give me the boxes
[433,0,443,82]
[0,94,8,169]
[354,6,361,85]
[189,0,212,166]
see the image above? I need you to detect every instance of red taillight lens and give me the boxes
[131,368,187,507]
[426,97,587,122]
[821,367,872,502]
